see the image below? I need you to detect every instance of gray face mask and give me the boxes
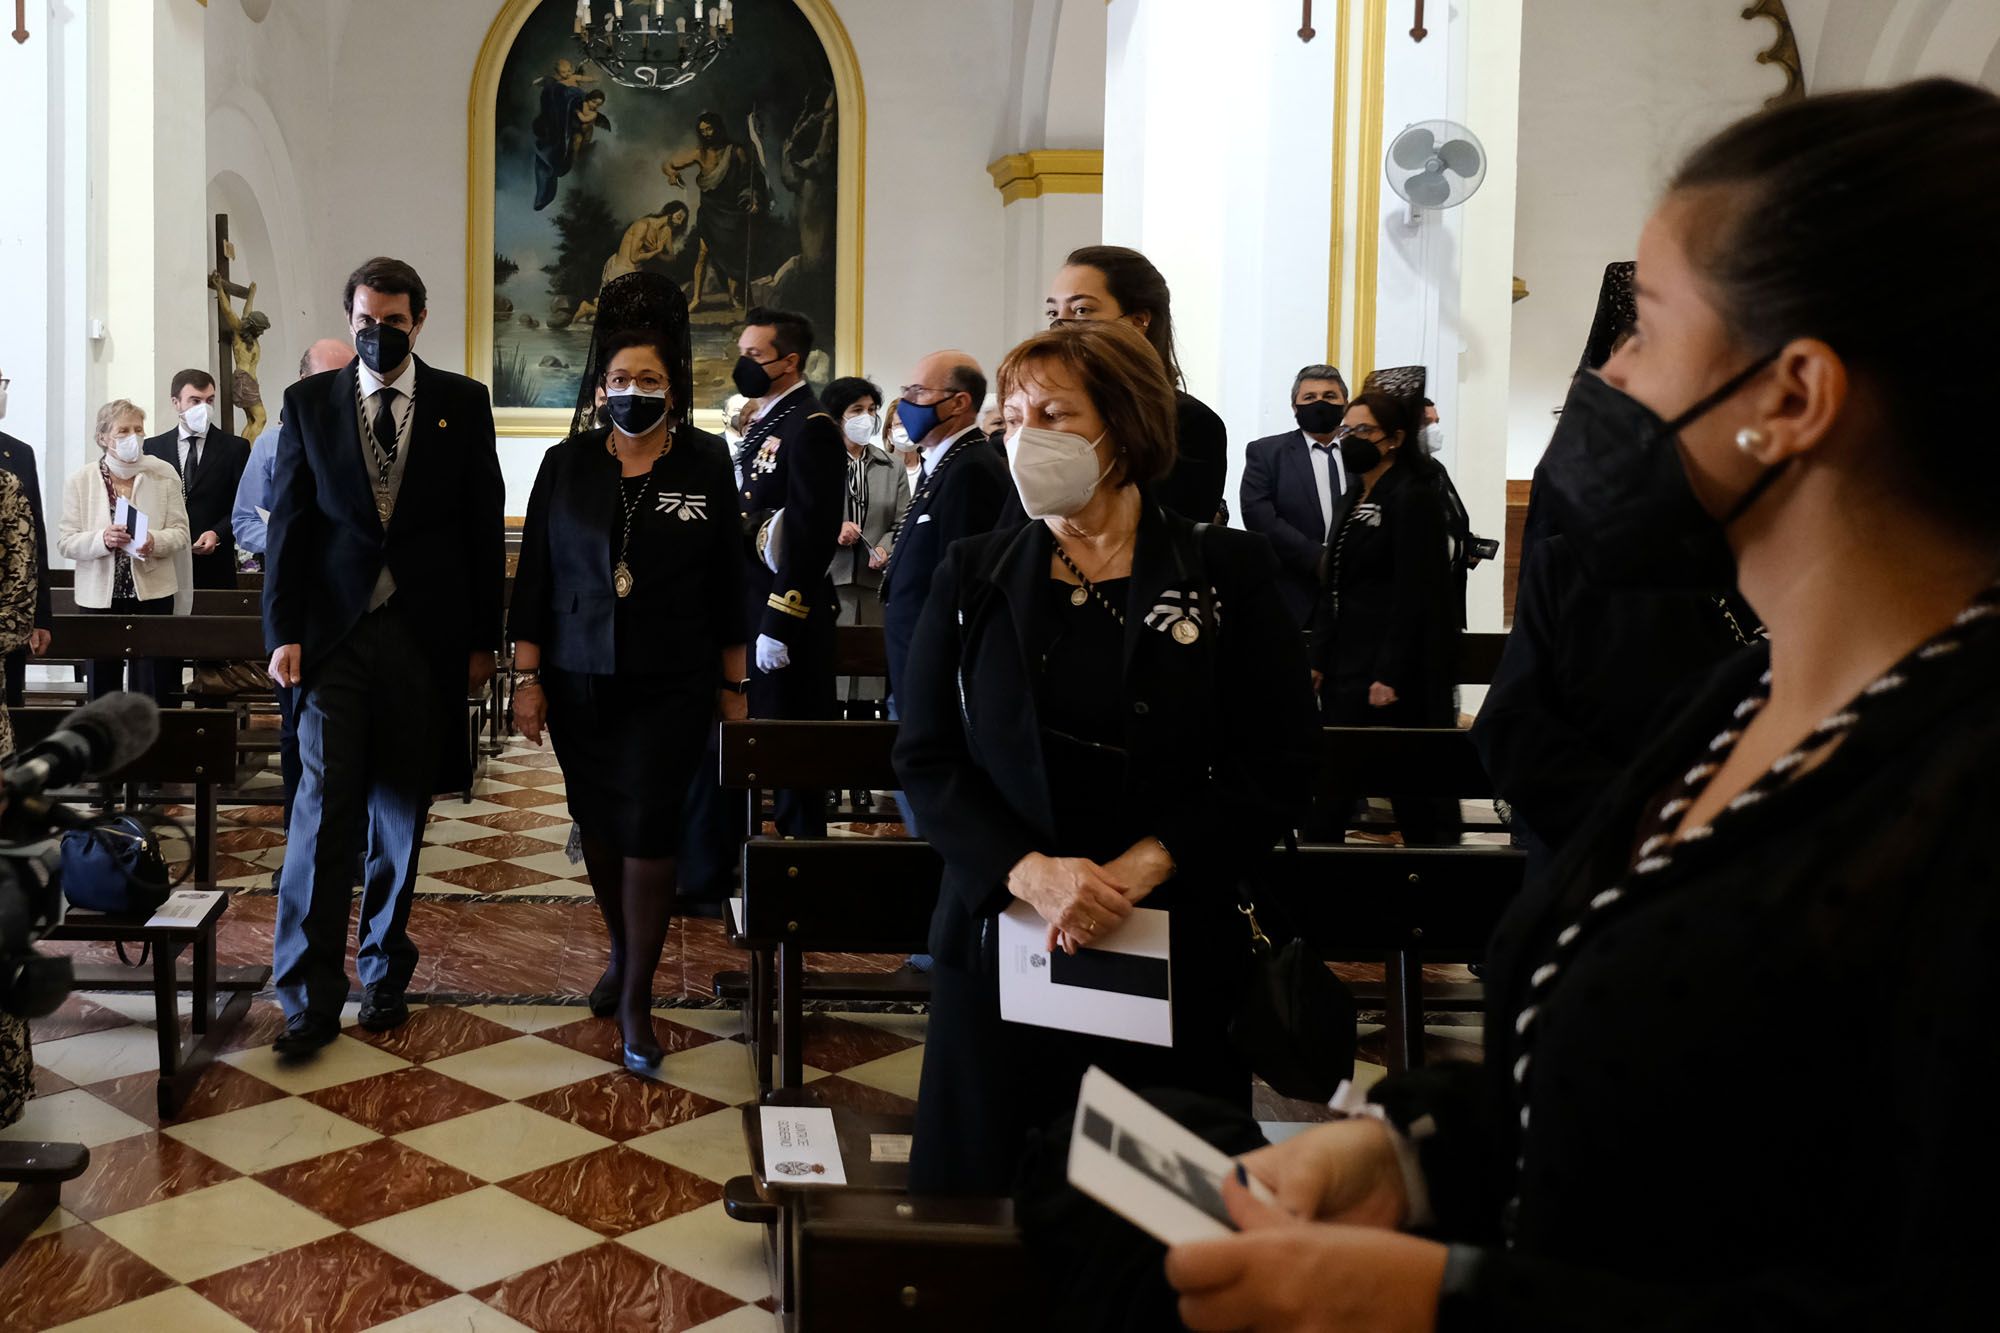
[1419,422,1444,454]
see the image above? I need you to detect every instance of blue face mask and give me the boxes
[897,396,945,447]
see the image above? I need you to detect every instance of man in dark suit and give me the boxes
[146,369,252,588]
[147,368,254,698]
[0,370,53,707]
[1239,364,1352,628]
[879,352,1010,837]
[728,306,845,838]
[263,257,505,1056]
[881,352,1009,696]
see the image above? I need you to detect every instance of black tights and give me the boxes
[580,832,676,1056]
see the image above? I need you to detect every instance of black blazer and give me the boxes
[510,424,745,675]
[1382,624,2000,1329]
[893,503,1319,970]
[1308,461,1454,699]
[1470,534,1754,863]
[144,428,251,557]
[734,385,845,646]
[879,428,1011,694]
[1240,428,1352,626]
[1153,391,1228,523]
[0,431,51,629]
[264,359,506,788]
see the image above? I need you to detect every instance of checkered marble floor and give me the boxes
[2,738,1472,1329]
[2,994,935,1331]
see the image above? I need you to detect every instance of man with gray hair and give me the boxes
[1241,363,1351,628]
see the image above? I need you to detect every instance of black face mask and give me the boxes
[354,323,411,376]
[733,354,778,398]
[1535,354,1782,590]
[605,390,668,437]
[1296,400,1342,435]
[1339,435,1383,476]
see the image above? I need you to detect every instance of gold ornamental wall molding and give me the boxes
[986,149,1105,206]
[1742,0,1805,106]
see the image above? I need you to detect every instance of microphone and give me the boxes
[1,693,161,801]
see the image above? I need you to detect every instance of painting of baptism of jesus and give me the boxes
[480,0,843,420]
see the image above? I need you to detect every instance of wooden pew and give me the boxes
[718,719,1521,1089]
[21,705,271,1118]
[51,589,262,618]
[41,613,493,802]
[10,706,236,883]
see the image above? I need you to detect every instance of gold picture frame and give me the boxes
[466,0,867,437]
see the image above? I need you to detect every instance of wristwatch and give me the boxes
[719,677,750,695]
[511,668,542,690]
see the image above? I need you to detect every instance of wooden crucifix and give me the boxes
[209,214,271,439]
[1298,1,1314,43]
[13,1,29,46]
[1410,0,1428,42]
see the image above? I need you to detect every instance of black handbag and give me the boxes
[1227,850,1357,1104]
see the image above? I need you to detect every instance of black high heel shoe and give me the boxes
[622,1041,665,1075]
[588,966,619,1018]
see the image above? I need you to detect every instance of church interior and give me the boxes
[1,1,1997,1329]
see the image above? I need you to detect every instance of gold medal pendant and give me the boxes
[1172,619,1200,645]
[614,562,634,598]
[1069,585,1089,607]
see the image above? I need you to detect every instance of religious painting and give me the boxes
[470,0,861,434]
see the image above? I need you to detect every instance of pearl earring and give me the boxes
[1735,427,1765,454]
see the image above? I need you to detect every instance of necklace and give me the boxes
[1051,539,1127,626]
[613,472,654,598]
[1499,585,2000,1246]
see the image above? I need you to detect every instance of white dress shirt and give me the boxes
[1305,430,1346,532]
[178,428,208,476]
[920,423,983,482]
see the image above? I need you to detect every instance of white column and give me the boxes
[1104,0,1339,524]
[94,0,209,426]
[0,1,92,508]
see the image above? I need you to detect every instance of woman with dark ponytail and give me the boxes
[1163,80,2000,1330]
[1044,245,1230,522]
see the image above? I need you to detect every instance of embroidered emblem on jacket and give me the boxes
[656,492,708,521]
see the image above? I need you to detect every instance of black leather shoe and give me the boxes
[272,1014,340,1058]
[357,987,410,1033]
[622,1042,665,1076]
[588,967,620,1019]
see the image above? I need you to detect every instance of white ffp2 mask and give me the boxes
[180,402,211,437]
[111,433,145,463]
[1005,426,1111,519]
[843,412,879,446]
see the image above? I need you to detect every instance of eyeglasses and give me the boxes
[606,373,668,392]
[898,385,958,404]
[1335,424,1383,441]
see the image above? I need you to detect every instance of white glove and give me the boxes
[756,634,791,673]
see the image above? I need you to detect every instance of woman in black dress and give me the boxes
[895,320,1318,1194]
[1164,79,2000,1330]
[1309,390,1462,844]
[510,279,746,1071]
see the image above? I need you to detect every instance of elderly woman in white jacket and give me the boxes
[59,398,189,698]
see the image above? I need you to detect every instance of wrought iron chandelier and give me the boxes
[572,0,737,91]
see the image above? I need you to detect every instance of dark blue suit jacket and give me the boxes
[880,428,1010,695]
[263,359,506,788]
[1239,429,1349,626]
[0,431,51,629]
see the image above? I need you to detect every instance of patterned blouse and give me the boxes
[0,467,38,1127]
[97,463,138,605]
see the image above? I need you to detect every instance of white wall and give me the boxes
[199,0,1046,511]
[1104,0,1339,523]
[1505,0,1778,479]
[1788,0,2000,91]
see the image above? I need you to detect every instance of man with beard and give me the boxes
[663,112,769,312]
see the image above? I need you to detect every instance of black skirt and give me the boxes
[544,666,714,857]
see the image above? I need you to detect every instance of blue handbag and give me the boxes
[59,816,172,916]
